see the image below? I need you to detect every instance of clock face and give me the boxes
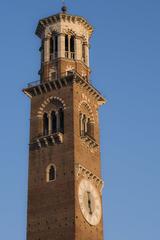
[78,179,102,226]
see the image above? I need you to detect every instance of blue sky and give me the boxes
[0,0,160,239]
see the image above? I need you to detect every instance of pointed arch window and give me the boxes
[46,164,56,182]
[50,35,58,60]
[80,113,94,139]
[65,35,75,59]
[42,98,64,136]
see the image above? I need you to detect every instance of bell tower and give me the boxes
[23,6,106,240]
[37,5,91,82]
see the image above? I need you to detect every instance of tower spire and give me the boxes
[61,0,67,13]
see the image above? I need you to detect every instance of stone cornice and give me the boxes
[23,72,106,106]
[36,13,93,38]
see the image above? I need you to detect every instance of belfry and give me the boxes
[23,5,106,240]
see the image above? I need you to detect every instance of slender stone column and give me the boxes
[90,122,94,139]
[68,35,71,58]
[48,112,52,135]
[75,37,82,61]
[56,111,60,132]
[53,36,56,58]
[80,113,83,135]
[82,114,86,136]
[85,44,89,67]
[44,37,50,62]
[61,34,65,58]
[82,115,88,135]
[58,34,65,58]
[85,117,88,134]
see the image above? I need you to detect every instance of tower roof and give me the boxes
[35,13,93,38]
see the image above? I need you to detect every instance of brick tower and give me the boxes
[23,5,106,240]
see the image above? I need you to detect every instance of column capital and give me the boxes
[58,32,66,37]
[44,36,50,41]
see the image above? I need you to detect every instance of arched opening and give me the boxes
[54,35,58,53]
[50,35,58,60]
[81,114,94,138]
[65,35,69,58]
[43,113,49,135]
[42,98,65,136]
[49,165,56,181]
[65,35,75,59]
[79,105,95,139]
[46,164,56,182]
[50,37,53,53]
[70,36,75,59]
[65,35,69,51]
[51,111,57,134]
[54,35,58,58]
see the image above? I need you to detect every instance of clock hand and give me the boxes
[87,191,92,215]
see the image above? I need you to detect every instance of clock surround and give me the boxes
[78,178,102,226]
